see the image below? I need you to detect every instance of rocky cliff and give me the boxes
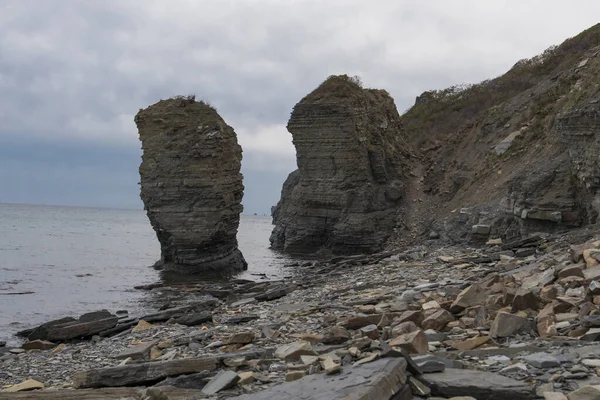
[273,24,600,255]
[394,23,600,246]
[270,76,410,255]
[135,96,247,274]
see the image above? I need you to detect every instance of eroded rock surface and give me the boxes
[271,75,409,255]
[135,97,247,274]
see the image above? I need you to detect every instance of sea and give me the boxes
[0,203,299,345]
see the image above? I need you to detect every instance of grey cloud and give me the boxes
[1,0,599,209]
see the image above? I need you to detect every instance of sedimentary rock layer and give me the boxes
[270,76,408,255]
[135,96,247,274]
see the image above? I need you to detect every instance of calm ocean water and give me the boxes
[0,203,297,345]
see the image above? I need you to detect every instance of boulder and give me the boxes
[490,312,532,338]
[511,289,539,312]
[388,329,429,354]
[321,326,350,344]
[135,97,247,274]
[275,341,315,360]
[450,284,487,313]
[422,309,454,331]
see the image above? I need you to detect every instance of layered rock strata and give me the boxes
[135,97,247,274]
[270,76,408,255]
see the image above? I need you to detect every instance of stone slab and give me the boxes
[422,368,534,400]
[72,357,217,388]
[0,386,206,399]
[229,358,407,400]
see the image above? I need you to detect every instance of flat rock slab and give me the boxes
[46,317,119,341]
[229,358,407,400]
[72,357,217,388]
[0,386,206,399]
[422,368,534,400]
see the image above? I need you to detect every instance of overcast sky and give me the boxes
[1,1,598,213]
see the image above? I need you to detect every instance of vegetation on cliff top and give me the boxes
[400,23,600,136]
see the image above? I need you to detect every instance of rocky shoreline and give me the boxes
[2,227,600,399]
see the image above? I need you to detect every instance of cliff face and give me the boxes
[270,76,409,255]
[392,24,600,245]
[135,97,247,274]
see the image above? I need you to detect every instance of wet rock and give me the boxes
[201,370,240,395]
[490,312,532,338]
[422,368,534,399]
[135,97,247,274]
[44,316,119,341]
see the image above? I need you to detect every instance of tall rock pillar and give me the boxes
[135,96,247,274]
[270,75,409,255]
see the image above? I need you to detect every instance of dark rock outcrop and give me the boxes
[390,23,600,245]
[135,97,247,274]
[270,76,409,255]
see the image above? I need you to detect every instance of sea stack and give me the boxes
[135,96,247,274]
[270,75,408,255]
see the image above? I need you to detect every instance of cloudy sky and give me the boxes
[1,1,598,213]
